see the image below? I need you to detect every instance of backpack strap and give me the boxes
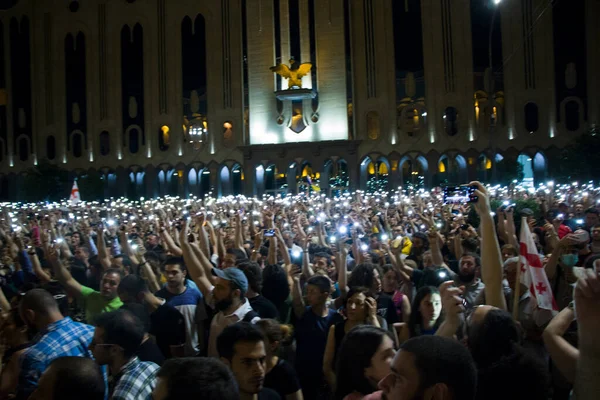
[242,310,259,323]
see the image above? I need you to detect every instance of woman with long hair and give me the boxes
[255,319,303,400]
[394,286,442,345]
[323,287,379,390]
[380,264,411,323]
[334,325,395,400]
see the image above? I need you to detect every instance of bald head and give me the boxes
[19,289,61,318]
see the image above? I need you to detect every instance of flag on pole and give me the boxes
[70,180,81,205]
[306,175,320,192]
[519,217,558,312]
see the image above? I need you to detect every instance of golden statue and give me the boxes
[270,58,312,89]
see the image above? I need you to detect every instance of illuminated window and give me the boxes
[159,125,170,151]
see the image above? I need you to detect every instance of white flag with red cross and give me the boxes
[70,180,81,205]
[519,217,558,312]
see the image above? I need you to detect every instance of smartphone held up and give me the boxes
[443,185,478,205]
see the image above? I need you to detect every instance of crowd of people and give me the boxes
[0,181,598,400]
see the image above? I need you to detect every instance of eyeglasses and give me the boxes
[89,343,115,350]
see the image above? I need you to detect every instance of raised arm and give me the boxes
[574,270,600,400]
[159,224,183,257]
[96,227,112,271]
[28,248,51,284]
[46,243,83,298]
[470,181,506,310]
[290,265,306,319]
[275,228,291,266]
[542,307,578,383]
[178,219,214,298]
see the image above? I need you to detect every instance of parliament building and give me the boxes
[0,0,597,199]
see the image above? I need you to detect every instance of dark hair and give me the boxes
[48,357,105,400]
[313,252,331,264]
[19,288,60,317]
[344,286,372,309]
[306,275,331,294]
[461,238,479,253]
[94,310,145,358]
[381,264,400,283]
[118,274,149,299]
[412,232,430,249]
[227,248,248,262]
[255,319,294,349]
[401,336,477,400]
[156,357,238,400]
[476,347,550,400]
[461,252,481,268]
[408,286,442,337]
[41,282,69,317]
[348,263,382,292]
[334,326,393,400]
[103,268,125,280]
[467,308,521,368]
[217,322,265,362]
[120,303,151,333]
[262,264,290,308]
[237,261,263,293]
[585,207,599,216]
[501,244,519,257]
[163,256,187,272]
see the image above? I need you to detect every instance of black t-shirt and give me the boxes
[249,295,280,319]
[149,302,186,358]
[258,387,282,400]
[137,337,165,366]
[264,359,301,398]
[376,293,399,327]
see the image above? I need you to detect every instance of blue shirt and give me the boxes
[294,307,341,377]
[18,317,96,399]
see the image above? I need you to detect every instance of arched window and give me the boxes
[129,128,140,154]
[159,125,170,151]
[72,133,83,158]
[46,136,56,160]
[444,107,458,136]
[565,101,580,131]
[524,103,539,133]
[99,131,110,156]
[18,137,28,161]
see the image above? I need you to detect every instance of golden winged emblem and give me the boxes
[270,58,313,89]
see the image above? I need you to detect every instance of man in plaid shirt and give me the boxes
[17,289,100,399]
[91,309,159,400]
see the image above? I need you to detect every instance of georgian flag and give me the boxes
[519,217,558,312]
[70,180,81,205]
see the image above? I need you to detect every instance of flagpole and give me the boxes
[512,254,522,321]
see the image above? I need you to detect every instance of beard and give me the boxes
[215,294,234,312]
[458,271,476,283]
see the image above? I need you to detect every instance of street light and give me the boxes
[488,0,502,183]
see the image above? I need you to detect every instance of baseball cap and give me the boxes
[571,229,590,245]
[521,208,534,216]
[212,267,249,295]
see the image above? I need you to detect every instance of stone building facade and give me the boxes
[0,0,598,200]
